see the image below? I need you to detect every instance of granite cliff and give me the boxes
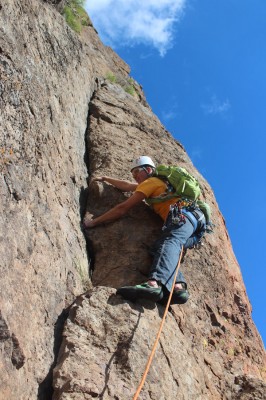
[0,1,265,399]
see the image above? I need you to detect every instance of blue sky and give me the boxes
[85,0,266,347]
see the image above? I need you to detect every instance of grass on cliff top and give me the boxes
[63,0,91,34]
[106,73,137,97]
[124,85,136,96]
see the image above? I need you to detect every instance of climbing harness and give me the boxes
[132,247,184,400]
[173,199,196,223]
[163,199,199,229]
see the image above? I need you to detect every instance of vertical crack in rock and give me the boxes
[159,340,180,389]
[80,83,103,280]
[38,78,99,399]
[98,312,142,398]
[38,307,70,400]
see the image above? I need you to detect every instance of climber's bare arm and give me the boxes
[84,191,145,228]
[91,176,137,192]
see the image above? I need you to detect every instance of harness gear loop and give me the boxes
[132,247,184,400]
[170,199,196,225]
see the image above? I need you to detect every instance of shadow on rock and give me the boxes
[108,292,157,311]
[37,307,71,400]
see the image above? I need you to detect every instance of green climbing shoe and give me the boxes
[117,282,163,302]
[171,288,189,304]
[158,285,189,306]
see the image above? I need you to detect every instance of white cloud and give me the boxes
[162,110,178,121]
[190,148,202,160]
[201,95,231,116]
[161,103,180,121]
[85,0,186,56]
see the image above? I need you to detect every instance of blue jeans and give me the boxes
[149,208,205,292]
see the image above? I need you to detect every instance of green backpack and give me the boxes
[147,164,212,224]
[155,165,201,200]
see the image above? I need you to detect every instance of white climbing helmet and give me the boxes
[131,156,156,171]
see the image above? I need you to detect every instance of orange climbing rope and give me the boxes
[132,247,184,400]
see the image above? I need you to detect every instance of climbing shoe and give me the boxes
[171,287,189,304]
[158,284,189,306]
[117,282,163,302]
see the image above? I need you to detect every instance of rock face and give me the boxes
[0,1,265,399]
[0,1,94,398]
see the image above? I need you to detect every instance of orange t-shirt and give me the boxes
[135,177,178,221]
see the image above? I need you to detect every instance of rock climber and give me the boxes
[83,156,206,304]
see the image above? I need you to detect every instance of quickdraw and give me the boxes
[172,198,196,223]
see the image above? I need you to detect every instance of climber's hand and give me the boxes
[90,176,105,184]
[83,213,96,229]
[83,219,96,229]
